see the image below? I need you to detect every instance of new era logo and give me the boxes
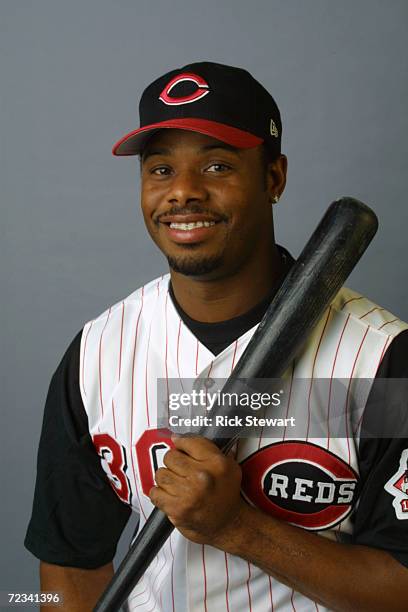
[270,119,279,138]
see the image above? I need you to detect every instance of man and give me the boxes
[25,62,408,611]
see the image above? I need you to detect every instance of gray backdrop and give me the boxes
[1,0,407,607]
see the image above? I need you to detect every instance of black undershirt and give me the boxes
[169,245,294,355]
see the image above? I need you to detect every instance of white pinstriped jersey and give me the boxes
[80,274,407,612]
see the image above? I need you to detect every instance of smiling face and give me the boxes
[140,129,286,280]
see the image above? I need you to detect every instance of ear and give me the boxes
[266,154,288,203]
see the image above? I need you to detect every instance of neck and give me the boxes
[169,244,283,323]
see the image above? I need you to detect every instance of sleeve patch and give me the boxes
[384,448,408,520]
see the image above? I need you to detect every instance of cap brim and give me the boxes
[112,118,263,156]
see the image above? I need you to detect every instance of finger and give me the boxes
[149,485,170,511]
[148,486,187,519]
[163,448,195,476]
[148,485,160,507]
[171,435,223,461]
[154,467,184,495]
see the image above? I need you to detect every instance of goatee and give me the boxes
[167,253,223,276]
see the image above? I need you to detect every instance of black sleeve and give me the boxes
[352,330,408,568]
[24,331,132,569]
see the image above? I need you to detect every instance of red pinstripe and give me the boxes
[246,563,253,612]
[201,361,214,418]
[81,320,93,397]
[169,534,176,612]
[165,292,170,420]
[98,308,112,421]
[130,288,146,520]
[231,339,238,370]
[258,404,266,450]
[376,334,391,367]
[340,296,363,310]
[224,553,230,612]
[327,314,351,449]
[282,361,295,442]
[202,545,208,612]
[195,340,199,376]
[268,576,274,611]
[112,399,117,438]
[112,302,126,439]
[119,301,125,379]
[207,361,213,378]
[132,469,147,521]
[164,292,169,381]
[344,326,370,463]
[176,320,185,393]
[144,325,153,428]
[176,320,182,375]
[223,346,238,609]
[290,589,296,611]
[359,306,384,319]
[306,308,332,439]
[378,317,398,330]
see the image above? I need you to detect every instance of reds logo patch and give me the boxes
[159,72,210,106]
[384,448,408,520]
[240,441,358,531]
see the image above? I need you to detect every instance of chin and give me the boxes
[166,253,224,276]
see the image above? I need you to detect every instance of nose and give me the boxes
[167,169,208,207]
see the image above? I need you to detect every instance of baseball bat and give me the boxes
[94,197,378,612]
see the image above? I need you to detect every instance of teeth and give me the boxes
[169,221,216,230]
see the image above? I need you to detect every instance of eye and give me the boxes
[150,166,172,176]
[205,163,231,173]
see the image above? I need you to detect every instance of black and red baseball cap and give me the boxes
[112,61,282,157]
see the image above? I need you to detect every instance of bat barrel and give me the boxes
[233,197,378,380]
[94,197,378,612]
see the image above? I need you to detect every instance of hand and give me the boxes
[149,436,245,548]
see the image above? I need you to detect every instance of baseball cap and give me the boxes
[112,61,282,157]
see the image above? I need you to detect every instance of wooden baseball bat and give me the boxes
[94,197,378,612]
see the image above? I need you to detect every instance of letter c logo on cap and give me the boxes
[159,72,210,106]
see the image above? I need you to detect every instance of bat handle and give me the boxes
[94,509,174,612]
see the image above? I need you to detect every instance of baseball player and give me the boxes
[25,62,408,611]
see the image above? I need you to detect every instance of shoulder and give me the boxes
[82,273,170,337]
[77,274,170,395]
[330,287,408,339]
[294,287,407,379]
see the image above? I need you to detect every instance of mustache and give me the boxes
[155,205,228,223]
